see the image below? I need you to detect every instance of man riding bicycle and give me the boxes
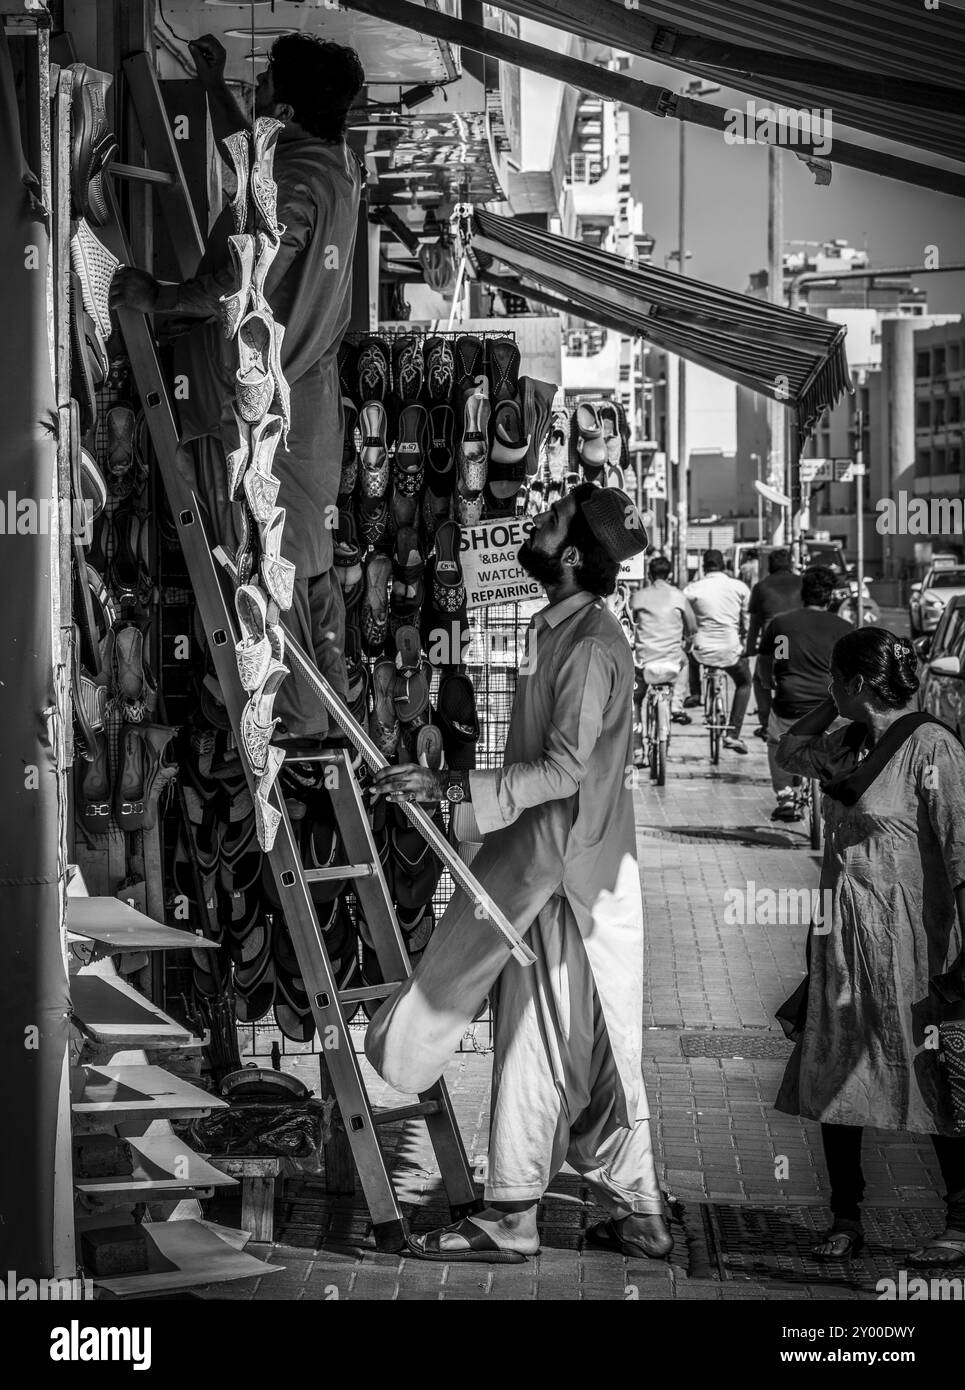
[683,548,752,755]
[630,556,696,765]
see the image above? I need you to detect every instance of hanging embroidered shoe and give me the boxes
[219,232,256,338]
[243,412,283,522]
[240,658,289,776]
[251,228,279,304]
[235,582,273,691]
[259,506,296,612]
[225,407,250,501]
[223,130,252,235]
[254,743,285,851]
[269,319,291,442]
[251,116,285,242]
[235,502,258,588]
[235,308,275,422]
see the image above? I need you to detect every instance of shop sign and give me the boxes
[460,519,541,608]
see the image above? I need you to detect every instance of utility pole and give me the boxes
[767,143,785,544]
[854,404,866,627]
[676,118,688,587]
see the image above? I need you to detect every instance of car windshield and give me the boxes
[931,571,965,588]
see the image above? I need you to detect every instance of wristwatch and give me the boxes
[443,770,468,803]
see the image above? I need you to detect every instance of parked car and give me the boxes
[916,594,965,742]
[909,564,965,635]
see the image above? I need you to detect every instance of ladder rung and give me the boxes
[338,983,402,1004]
[303,863,376,883]
[110,161,175,186]
[372,1101,441,1126]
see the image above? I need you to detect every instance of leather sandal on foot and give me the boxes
[586,1216,674,1260]
[811,1221,865,1260]
[405,1219,530,1264]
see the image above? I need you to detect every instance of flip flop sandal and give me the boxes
[223,129,252,235]
[810,1223,865,1261]
[193,957,229,1001]
[360,942,385,1020]
[393,403,427,495]
[69,218,117,374]
[68,64,117,227]
[392,333,424,401]
[369,658,400,757]
[482,480,519,519]
[274,994,316,1044]
[405,1219,528,1265]
[219,232,256,339]
[454,335,484,396]
[78,447,107,533]
[105,402,136,481]
[415,723,445,771]
[136,724,178,831]
[488,399,530,484]
[487,337,521,404]
[301,815,347,905]
[459,377,490,494]
[235,309,276,422]
[361,551,392,650]
[356,337,390,404]
[437,673,480,770]
[240,658,289,776]
[234,963,276,1024]
[323,898,356,961]
[220,813,262,894]
[229,911,267,967]
[576,402,608,467]
[390,820,444,912]
[260,506,296,612]
[906,1239,965,1268]
[272,919,301,977]
[334,511,364,613]
[359,401,390,497]
[425,336,455,403]
[394,661,431,729]
[358,494,390,551]
[71,623,108,757]
[426,404,456,493]
[431,521,466,613]
[402,905,435,954]
[605,463,625,490]
[250,115,285,242]
[78,729,112,835]
[585,1218,673,1261]
[393,623,423,679]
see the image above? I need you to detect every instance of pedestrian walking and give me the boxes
[774,627,965,1265]
[746,548,803,740]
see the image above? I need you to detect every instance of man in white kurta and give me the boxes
[366,485,671,1262]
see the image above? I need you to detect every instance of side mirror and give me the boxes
[929,654,962,677]
[914,635,932,659]
[910,583,922,596]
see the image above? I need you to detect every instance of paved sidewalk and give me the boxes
[199,703,949,1301]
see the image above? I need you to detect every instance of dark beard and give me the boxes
[518,538,564,587]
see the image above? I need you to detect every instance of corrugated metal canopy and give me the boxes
[470,209,852,440]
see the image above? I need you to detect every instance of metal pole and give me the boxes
[676,117,688,587]
[855,406,866,627]
[766,144,785,544]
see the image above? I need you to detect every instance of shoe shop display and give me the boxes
[68,64,117,227]
[394,402,427,495]
[390,526,424,636]
[430,521,466,614]
[361,550,392,651]
[70,218,118,376]
[392,332,424,401]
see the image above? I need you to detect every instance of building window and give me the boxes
[916,399,931,428]
[916,351,931,377]
[934,348,947,377]
[919,449,931,474]
[950,343,962,373]
[949,396,962,424]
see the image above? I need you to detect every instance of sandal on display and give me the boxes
[333,511,364,614]
[426,403,456,494]
[394,402,427,496]
[240,659,289,776]
[431,521,466,614]
[250,115,285,242]
[259,506,296,612]
[70,219,118,375]
[415,723,444,772]
[78,730,112,835]
[251,228,279,303]
[422,486,451,547]
[454,335,484,397]
[489,399,530,483]
[455,484,483,526]
[235,309,276,422]
[114,723,177,833]
[575,402,608,469]
[269,319,291,441]
[487,337,521,404]
[393,623,423,680]
[390,528,424,633]
[358,493,390,551]
[520,376,558,478]
[437,673,479,770]
[369,658,400,757]
[340,397,359,498]
[393,658,431,729]
[392,333,424,401]
[344,625,370,725]
[546,409,570,478]
[597,401,624,467]
[359,401,390,498]
[425,335,455,403]
[390,813,444,911]
[219,232,256,339]
[223,130,252,235]
[458,375,490,495]
[112,622,156,722]
[361,551,392,650]
[68,64,117,227]
[356,336,390,404]
[389,484,419,539]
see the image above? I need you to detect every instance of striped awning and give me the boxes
[470,208,852,441]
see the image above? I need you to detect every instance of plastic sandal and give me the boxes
[393,623,423,678]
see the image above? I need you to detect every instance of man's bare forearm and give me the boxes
[205,79,250,146]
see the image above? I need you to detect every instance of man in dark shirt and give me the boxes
[746,548,802,739]
[757,566,850,820]
[110,33,364,747]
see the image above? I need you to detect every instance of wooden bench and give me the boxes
[208,1156,289,1242]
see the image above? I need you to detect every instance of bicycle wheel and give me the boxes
[709,691,724,765]
[809,778,823,851]
[655,690,670,786]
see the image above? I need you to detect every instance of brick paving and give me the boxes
[198,672,948,1300]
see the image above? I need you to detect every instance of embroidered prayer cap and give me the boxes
[579,486,648,562]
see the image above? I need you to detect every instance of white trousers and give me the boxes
[485,893,664,1216]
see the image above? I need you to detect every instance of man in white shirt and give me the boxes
[631,556,696,760]
[683,549,752,754]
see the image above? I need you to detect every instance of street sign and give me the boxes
[833,457,855,481]
[800,458,831,483]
